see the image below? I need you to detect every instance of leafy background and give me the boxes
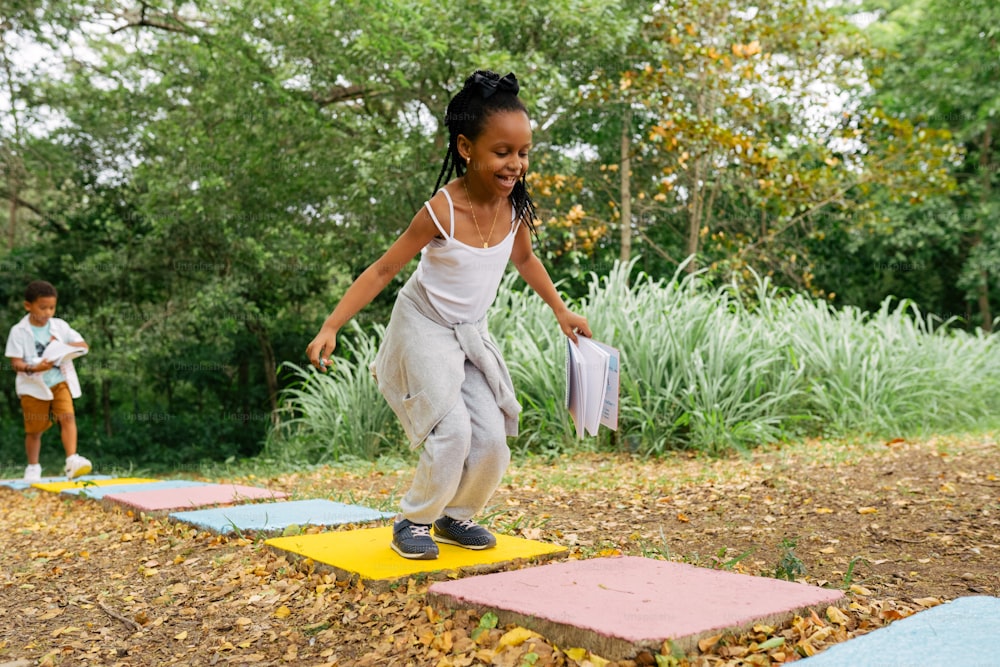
[1,0,998,471]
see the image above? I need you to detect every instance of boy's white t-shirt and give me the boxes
[5,315,85,400]
[30,321,68,387]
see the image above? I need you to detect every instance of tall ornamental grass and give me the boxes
[268,260,1000,461]
[263,322,401,463]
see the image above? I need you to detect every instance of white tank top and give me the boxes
[415,188,520,324]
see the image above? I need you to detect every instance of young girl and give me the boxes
[305,70,591,560]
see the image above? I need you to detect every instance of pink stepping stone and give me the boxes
[102,484,287,513]
[429,556,844,660]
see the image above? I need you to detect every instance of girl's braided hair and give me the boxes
[433,70,538,234]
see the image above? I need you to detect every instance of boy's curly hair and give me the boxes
[25,280,58,303]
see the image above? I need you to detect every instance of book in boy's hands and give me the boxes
[42,340,88,366]
[565,336,620,438]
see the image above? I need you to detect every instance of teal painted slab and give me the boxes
[798,596,1000,667]
[170,499,394,535]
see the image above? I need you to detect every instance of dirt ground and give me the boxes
[0,433,997,666]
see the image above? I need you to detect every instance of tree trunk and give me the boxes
[686,157,704,273]
[978,124,993,332]
[248,321,279,423]
[7,176,17,250]
[619,107,632,263]
[102,378,112,437]
[239,354,250,418]
[686,67,711,274]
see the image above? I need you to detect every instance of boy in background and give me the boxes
[5,280,92,480]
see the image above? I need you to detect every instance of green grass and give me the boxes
[262,321,403,462]
[267,259,1000,462]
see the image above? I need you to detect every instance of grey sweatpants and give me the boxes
[400,361,511,524]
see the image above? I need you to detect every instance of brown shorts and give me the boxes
[21,382,75,434]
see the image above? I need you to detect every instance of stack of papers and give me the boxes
[42,340,88,366]
[565,337,620,438]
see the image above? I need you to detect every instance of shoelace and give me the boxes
[409,524,431,537]
[453,519,478,531]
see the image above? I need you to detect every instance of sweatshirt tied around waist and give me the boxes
[371,275,521,449]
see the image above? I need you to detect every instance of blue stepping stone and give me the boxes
[170,498,394,535]
[0,474,112,491]
[62,479,210,500]
[799,596,1000,667]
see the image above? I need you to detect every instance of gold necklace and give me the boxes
[463,177,502,248]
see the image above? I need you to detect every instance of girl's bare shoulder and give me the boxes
[423,182,462,231]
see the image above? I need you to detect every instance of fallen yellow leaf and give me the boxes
[857,507,878,515]
[698,633,723,652]
[814,508,834,514]
[497,626,541,648]
[811,626,835,643]
[174,630,188,641]
[826,606,849,626]
[425,605,441,623]
[273,606,291,619]
[913,597,942,608]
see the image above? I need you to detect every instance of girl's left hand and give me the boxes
[557,309,591,344]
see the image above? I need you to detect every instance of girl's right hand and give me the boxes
[305,328,338,372]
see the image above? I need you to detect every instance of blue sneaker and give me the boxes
[391,518,439,560]
[433,516,497,550]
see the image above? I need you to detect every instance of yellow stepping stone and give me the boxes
[33,477,159,493]
[266,526,566,588]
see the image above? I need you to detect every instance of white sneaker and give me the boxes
[24,464,42,482]
[65,454,92,479]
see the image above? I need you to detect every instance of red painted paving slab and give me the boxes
[102,484,287,512]
[429,556,844,660]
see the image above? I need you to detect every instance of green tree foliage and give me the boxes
[540,0,957,299]
[0,0,994,465]
[0,0,640,465]
[828,0,1000,328]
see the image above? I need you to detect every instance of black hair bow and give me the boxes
[472,71,519,98]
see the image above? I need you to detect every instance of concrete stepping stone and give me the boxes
[102,483,287,514]
[797,595,1000,666]
[428,555,845,660]
[266,526,566,590]
[0,475,111,490]
[31,477,159,493]
[61,479,210,500]
[170,499,394,535]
